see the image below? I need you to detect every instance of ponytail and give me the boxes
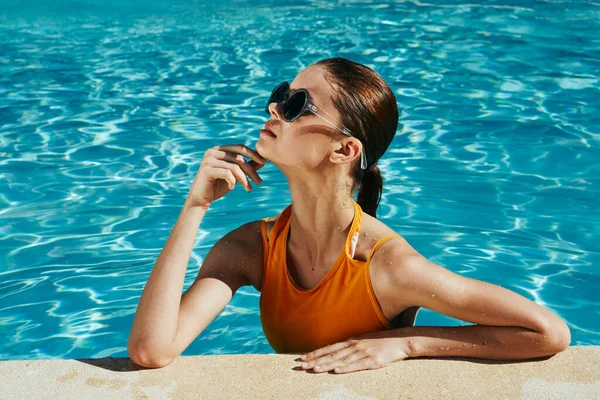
[315,57,398,219]
[356,165,383,218]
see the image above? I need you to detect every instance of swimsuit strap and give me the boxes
[262,204,293,245]
[366,235,404,262]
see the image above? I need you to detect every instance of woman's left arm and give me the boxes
[382,252,571,360]
[300,251,571,373]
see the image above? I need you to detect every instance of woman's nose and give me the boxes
[268,101,283,119]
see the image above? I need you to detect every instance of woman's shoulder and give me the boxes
[238,215,279,242]
[208,219,266,292]
[358,215,421,320]
[355,213,415,262]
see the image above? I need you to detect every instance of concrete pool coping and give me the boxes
[1,346,599,399]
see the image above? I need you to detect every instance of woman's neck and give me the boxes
[286,177,356,264]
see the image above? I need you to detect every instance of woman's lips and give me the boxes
[260,124,277,137]
[260,129,276,137]
[262,121,278,137]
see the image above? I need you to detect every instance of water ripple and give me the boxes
[0,0,598,359]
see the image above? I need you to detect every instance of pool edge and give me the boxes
[1,346,599,399]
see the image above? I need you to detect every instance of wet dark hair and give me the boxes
[314,57,399,218]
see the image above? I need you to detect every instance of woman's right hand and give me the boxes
[187,145,267,210]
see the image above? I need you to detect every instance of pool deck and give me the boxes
[1,346,599,399]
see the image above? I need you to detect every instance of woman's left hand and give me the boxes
[299,332,411,374]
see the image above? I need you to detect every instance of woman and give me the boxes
[128,57,570,374]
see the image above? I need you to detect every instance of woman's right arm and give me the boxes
[127,145,266,368]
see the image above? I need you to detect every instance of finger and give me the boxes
[248,159,266,171]
[217,145,266,166]
[307,347,361,373]
[207,166,236,190]
[209,159,252,192]
[209,148,264,185]
[332,357,374,374]
[305,345,357,370]
[301,341,352,362]
[221,153,263,185]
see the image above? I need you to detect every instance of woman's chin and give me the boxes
[256,141,283,168]
[255,141,269,158]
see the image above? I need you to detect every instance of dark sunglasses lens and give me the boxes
[265,83,289,113]
[283,91,306,121]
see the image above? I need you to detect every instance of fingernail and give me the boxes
[301,363,308,368]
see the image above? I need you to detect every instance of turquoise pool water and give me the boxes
[1,0,598,360]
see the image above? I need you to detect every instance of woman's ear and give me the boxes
[329,138,362,167]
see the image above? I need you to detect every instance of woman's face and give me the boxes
[256,65,353,172]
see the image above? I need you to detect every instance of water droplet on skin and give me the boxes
[337,226,341,230]
[364,232,368,236]
[431,294,436,297]
[445,347,450,350]
[482,341,487,345]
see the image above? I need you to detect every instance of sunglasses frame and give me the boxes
[265,81,367,170]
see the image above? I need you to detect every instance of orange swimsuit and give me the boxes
[259,200,402,354]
